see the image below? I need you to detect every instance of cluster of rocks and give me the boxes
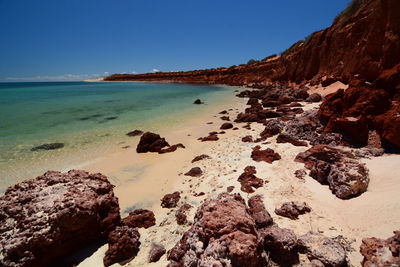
[166,193,347,267]
[136,132,185,154]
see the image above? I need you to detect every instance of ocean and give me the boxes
[0,81,234,192]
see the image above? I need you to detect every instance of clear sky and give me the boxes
[0,0,350,82]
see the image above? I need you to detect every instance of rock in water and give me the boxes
[360,230,400,267]
[126,130,143,136]
[193,99,203,104]
[0,170,120,267]
[31,142,64,151]
[103,226,141,267]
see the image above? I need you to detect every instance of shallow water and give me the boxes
[0,81,234,191]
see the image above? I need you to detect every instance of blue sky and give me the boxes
[0,0,350,82]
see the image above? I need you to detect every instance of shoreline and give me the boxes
[0,83,237,193]
[77,85,400,266]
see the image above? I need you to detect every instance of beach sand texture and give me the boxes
[77,90,400,266]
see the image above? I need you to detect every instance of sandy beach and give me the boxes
[75,87,400,266]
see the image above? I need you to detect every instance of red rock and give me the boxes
[276,133,308,146]
[242,135,253,142]
[294,169,307,179]
[161,192,181,208]
[360,230,400,267]
[167,193,266,266]
[0,170,120,267]
[103,226,141,267]
[220,116,230,121]
[220,122,233,129]
[126,130,143,136]
[191,154,211,163]
[175,203,193,225]
[261,119,285,138]
[306,93,322,103]
[329,116,369,146]
[149,243,166,263]
[295,145,369,199]
[219,110,228,114]
[199,134,219,141]
[227,186,235,192]
[136,132,170,153]
[237,166,264,193]
[159,143,185,154]
[274,201,311,220]
[248,195,273,228]
[184,167,203,177]
[122,209,156,229]
[261,226,298,264]
[251,145,281,164]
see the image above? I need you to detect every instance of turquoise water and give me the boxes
[0,81,233,189]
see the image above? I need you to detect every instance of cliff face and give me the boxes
[105,0,400,150]
[105,0,400,87]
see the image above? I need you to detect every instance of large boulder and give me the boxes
[0,170,120,267]
[297,232,346,267]
[295,145,369,199]
[167,193,266,267]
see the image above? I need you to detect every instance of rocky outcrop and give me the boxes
[166,193,267,267]
[360,230,400,267]
[103,226,141,267]
[161,192,181,208]
[237,166,264,193]
[275,201,311,220]
[298,232,347,267]
[0,170,120,267]
[262,226,299,264]
[251,145,281,163]
[122,209,156,229]
[295,145,369,199]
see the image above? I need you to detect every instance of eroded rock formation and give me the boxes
[0,170,120,267]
